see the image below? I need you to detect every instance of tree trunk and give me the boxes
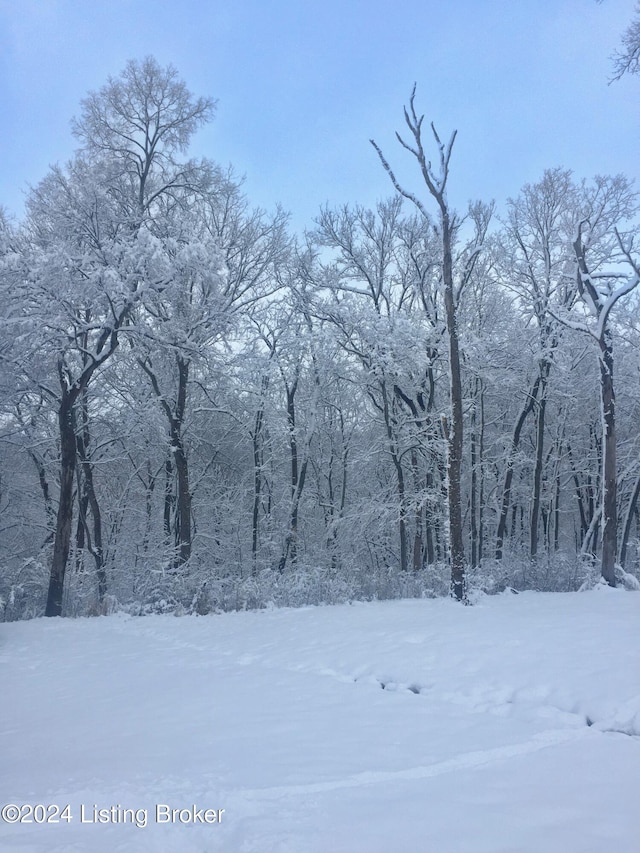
[478,386,485,565]
[322,408,349,571]
[139,354,191,568]
[424,468,436,566]
[470,378,484,568]
[287,383,299,567]
[140,460,156,560]
[553,450,561,552]
[599,335,617,586]
[620,470,640,568]
[496,374,542,559]
[172,356,192,566]
[530,377,548,558]
[172,432,191,567]
[27,450,56,546]
[442,211,466,599]
[163,455,174,543]
[251,398,266,570]
[44,328,122,616]
[45,394,77,617]
[74,468,90,571]
[410,448,424,572]
[76,392,106,600]
[382,384,408,572]
[567,442,589,542]
[278,377,309,573]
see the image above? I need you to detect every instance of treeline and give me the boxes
[1,58,639,619]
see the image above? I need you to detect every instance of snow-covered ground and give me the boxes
[2,587,639,852]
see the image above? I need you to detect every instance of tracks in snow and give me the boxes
[234,727,591,801]
[343,671,640,737]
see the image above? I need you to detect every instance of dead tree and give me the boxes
[371,87,489,600]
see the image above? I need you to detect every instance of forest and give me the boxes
[1,48,639,621]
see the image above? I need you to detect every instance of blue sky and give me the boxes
[0,0,637,230]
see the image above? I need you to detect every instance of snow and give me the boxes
[1,589,639,852]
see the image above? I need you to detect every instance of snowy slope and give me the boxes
[1,588,639,852]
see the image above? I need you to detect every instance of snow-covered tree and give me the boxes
[371,87,491,600]
[610,1,640,79]
[551,175,640,585]
[14,58,216,616]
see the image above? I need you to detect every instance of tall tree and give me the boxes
[371,87,490,600]
[19,58,215,616]
[495,169,577,559]
[551,175,639,585]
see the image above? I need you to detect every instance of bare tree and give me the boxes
[550,175,639,585]
[495,169,577,559]
[610,1,640,79]
[371,86,490,600]
[21,58,215,616]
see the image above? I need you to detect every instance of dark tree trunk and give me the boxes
[140,460,156,559]
[470,378,484,568]
[567,442,589,542]
[278,375,309,573]
[441,215,466,600]
[76,392,106,600]
[163,455,174,542]
[530,381,547,558]
[45,394,77,617]
[251,396,266,569]
[320,408,349,571]
[478,387,485,565]
[74,470,90,570]
[620,471,640,568]
[172,356,191,567]
[496,374,542,560]
[410,449,424,572]
[139,354,191,568]
[27,450,56,546]
[44,324,122,616]
[424,469,436,566]
[172,432,191,567]
[599,335,617,586]
[393,381,431,572]
[383,385,408,572]
[287,383,299,567]
[554,453,561,552]
[470,414,478,569]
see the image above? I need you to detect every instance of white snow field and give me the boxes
[1,588,639,853]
